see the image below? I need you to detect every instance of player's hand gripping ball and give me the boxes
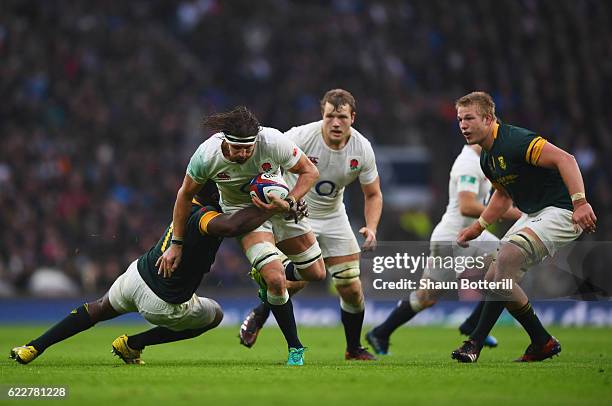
[249,172,290,204]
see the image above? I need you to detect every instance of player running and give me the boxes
[239,89,383,360]
[157,106,326,366]
[9,181,294,365]
[365,142,522,355]
[450,91,596,363]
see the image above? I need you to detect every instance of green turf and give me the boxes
[1,324,611,405]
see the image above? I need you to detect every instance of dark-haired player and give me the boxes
[158,106,326,366]
[451,91,596,363]
[239,89,382,360]
[10,181,293,365]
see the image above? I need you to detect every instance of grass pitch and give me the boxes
[1,324,611,405]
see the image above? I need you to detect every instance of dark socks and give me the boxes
[372,300,416,338]
[268,299,302,349]
[254,302,271,322]
[127,326,206,350]
[470,295,506,344]
[283,262,301,281]
[29,305,95,353]
[459,300,486,335]
[509,302,551,346]
[341,309,365,351]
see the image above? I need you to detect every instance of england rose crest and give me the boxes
[350,159,359,171]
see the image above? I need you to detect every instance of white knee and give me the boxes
[329,261,360,286]
[267,290,289,305]
[245,242,281,271]
[286,242,322,271]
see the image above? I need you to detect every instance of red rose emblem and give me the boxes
[350,159,359,170]
[261,162,272,172]
[293,147,298,157]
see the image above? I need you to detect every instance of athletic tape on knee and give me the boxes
[506,232,548,268]
[245,242,281,271]
[286,242,322,270]
[329,261,360,286]
[266,290,289,305]
[408,290,424,313]
[340,298,365,313]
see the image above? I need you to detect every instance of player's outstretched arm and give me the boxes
[360,177,383,251]
[206,194,290,237]
[457,188,512,247]
[157,175,202,277]
[535,142,597,233]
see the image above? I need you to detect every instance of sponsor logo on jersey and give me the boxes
[261,162,272,172]
[308,156,319,165]
[216,172,231,180]
[350,159,359,171]
[497,156,507,170]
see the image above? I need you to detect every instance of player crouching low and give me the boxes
[450,91,596,363]
[10,181,294,365]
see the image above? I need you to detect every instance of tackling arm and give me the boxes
[206,196,288,237]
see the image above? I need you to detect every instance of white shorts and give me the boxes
[308,210,360,259]
[221,202,313,243]
[423,230,499,282]
[503,206,582,257]
[108,261,218,331]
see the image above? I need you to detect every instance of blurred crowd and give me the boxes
[1,0,610,297]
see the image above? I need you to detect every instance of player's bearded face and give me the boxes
[457,105,490,145]
[322,102,355,145]
[225,142,255,164]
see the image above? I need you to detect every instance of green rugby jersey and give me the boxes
[480,123,572,214]
[137,202,223,304]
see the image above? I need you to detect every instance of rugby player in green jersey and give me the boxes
[10,181,295,365]
[450,91,597,363]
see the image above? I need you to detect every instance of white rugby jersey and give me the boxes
[186,127,302,207]
[284,121,378,216]
[434,145,492,239]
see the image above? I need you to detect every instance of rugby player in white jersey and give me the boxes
[365,142,522,355]
[157,106,326,366]
[239,89,383,360]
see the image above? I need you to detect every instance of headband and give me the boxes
[223,132,257,145]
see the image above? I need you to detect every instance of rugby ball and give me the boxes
[249,173,290,204]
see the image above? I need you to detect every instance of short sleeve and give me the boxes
[193,205,222,235]
[359,140,379,185]
[455,157,482,194]
[284,126,302,146]
[456,174,480,194]
[269,128,302,169]
[186,144,209,184]
[510,128,547,166]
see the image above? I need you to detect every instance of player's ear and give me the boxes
[351,111,356,124]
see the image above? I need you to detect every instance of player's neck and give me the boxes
[481,123,498,151]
